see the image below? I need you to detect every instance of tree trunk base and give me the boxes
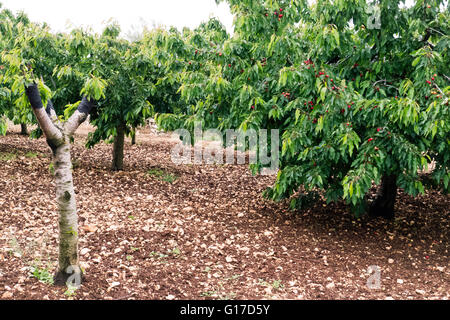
[112,124,125,171]
[20,123,28,136]
[369,175,397,220]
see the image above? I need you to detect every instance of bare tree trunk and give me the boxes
[131,127,136,145]
[112,123,125,171]
[25,84,96,286]
[52,140,81,285]
[20,123,28,135]
[369,174,398,219]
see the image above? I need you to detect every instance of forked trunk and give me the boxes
[25,84,96,287]
[112,123,125,171]
[369,174,398,219]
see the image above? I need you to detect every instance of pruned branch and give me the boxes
[25,84,63,144]
[65,97,97,136]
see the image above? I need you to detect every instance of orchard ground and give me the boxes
[0,123,448,300]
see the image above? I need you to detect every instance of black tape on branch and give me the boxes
[25,84,44,109]
[77,97,96,115]
[46,99,55,115]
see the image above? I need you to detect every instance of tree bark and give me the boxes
[20,123,28,135]
[52,140,81,286]
[112,123,125,171]
[369,174,398,219]
[131,127,136,145]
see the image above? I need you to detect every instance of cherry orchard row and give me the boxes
[0,5,229,170]
[1,0,449,220]
[156,0,449,218]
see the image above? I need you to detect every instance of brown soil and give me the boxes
[0,124,448,300]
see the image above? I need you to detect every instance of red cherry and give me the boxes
[228,64,231,67]
[426,80,431,84]
[377,128,381,132]
[368,138,374,142]
[279,14,283,18]
[431,77,435,81]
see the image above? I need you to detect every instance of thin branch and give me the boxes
[25,84,63,143]
[65,97,97,136]
[372,79,399,92]
[429,27,445,37]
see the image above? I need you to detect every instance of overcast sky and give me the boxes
[0,0,235,37]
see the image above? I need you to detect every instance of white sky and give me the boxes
[0,0,235,37]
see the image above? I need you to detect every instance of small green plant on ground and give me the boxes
[149,251,169,260]
[258,279,284,291]
[200,290,218,297]
[48,162,55,175]
[147,168,178,183]
[171,247,181,256]
[25,151,39,158]
[0,152,16,161]
[64,284,78,298]
[29,264,54,285]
